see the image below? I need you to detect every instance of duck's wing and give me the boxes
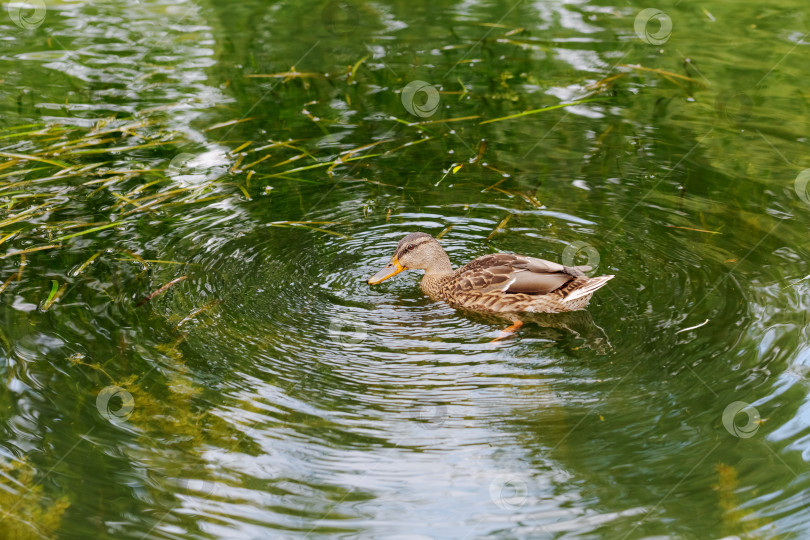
[452,253,591,295]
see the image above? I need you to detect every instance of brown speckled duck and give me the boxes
[367,232,614,340]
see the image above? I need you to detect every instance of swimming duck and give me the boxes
[367,232,614,339]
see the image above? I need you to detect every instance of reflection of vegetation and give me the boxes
[67,329,263,538]
[72,329,259,454]
[0,459,70,539]
[714,463,769,538]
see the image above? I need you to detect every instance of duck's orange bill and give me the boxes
[367,257,405,285]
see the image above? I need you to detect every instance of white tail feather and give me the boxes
[562,275,614,302]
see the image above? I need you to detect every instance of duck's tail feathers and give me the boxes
[562,275,614,303]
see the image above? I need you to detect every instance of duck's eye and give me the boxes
[406,244,415,252]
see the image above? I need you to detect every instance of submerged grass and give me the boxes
[0,113,370,307]
[0,459,70,540]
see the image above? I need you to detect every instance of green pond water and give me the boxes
[1,0,809,538]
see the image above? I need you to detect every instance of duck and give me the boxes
[367,232,614,340]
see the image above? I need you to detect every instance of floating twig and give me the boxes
[136,276,187,307]
[173,300,222,330]
[665,225,721,234]
[0,229,21,247]
[71,251,103,276]
[113,258,187,265]
[411,115,480,126]
[268,153,382,177]
[486,214,512,241]
[17,253,25,280]
[242,153,273,170]
[0,274,16,295]
[121,194,174,215]
[267,221,348,238]
[470,139,487,164]
[348,55,369,84]
[0,203,52,227]
[1,244,60,259]
[436,226,454,239]
[0,152,69,168]
[675,319,710,334]
[120,250,149,269]
[272,153,308,168]
[202,117,258,133]
[68,141,173,155]
[480,98,605,125]
[55,221,130,241]
[244,72,324,79]
[620,64,704,84]
[327,139,394,176]
[484,177,508,192]
[229,141,252,155]
[383,136,434,156]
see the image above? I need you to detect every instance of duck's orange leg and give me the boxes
[491,319,524,342]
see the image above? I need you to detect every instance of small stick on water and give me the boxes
[1,244,60,259]
[17,253,26,281]
[136,276,187,307]
[173,300,222,330]
[484,177,508,192]
[0,229,21,247]
[241,153,273,170]
[675,319,710,334]
[271,154,308,168]
[0,274,15,295]
[202,117,258,132]
[486,214,512,242]
[71,251,103,276]
[665,225,721,234]
[480,98,604,125]
[339,139,395,161]
[470,139,487,164]
[244,72,323,79]
[619,64,703,84]
[348,55,369,84]
[483,164,510,178]
[229,141,252,155]
[113,258,186,265]
[122,194,173,216]
[382,136,434,156]
[515,191,542,208]
[410,115,480,127]
[55,221,129,241]
[120,249,149,269]
[436,226,454,239]
[229,154,246,174]
[0,151,69,168]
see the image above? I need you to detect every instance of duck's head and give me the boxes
[367,232,449,284]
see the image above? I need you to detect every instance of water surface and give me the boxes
[1,0,809,538]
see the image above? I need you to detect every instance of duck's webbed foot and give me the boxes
[490,319,524,342]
